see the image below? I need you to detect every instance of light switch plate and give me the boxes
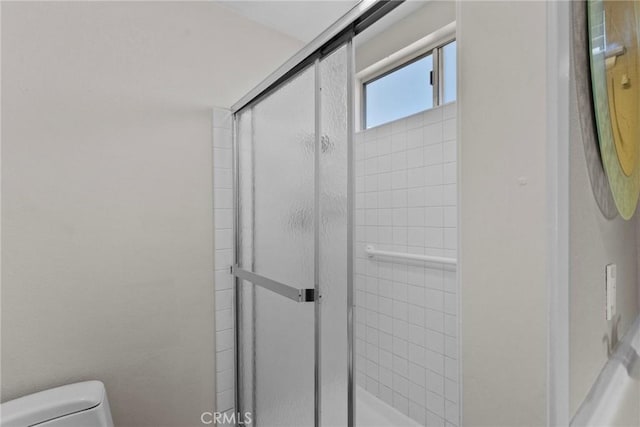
[606,264,616,321]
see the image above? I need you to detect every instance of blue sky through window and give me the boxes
[365,54,433,129]
[442,41,457,104]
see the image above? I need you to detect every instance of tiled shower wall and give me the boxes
[354,102,459,426]
[212,107,235,415]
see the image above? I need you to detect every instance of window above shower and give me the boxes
[362,39,457,129]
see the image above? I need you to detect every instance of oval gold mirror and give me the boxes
[588,0,640,219]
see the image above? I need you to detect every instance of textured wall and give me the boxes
[1,2,301,426]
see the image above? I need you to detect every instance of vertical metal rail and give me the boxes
[346,36,356,427]
[433,47,441,108]
[313,58,322,427]
[250,109,257,423]
[232,113,242,421]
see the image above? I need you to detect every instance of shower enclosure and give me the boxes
[229,2,409,425]
[233,44,352,426]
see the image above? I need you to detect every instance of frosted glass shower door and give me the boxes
[234,43,352,427]
[236,66,316,427]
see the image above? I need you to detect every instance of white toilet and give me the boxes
[1,381,114,427]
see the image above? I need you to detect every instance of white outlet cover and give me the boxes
[606,264,616,321]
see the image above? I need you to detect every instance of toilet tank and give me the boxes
[1,381,114,427]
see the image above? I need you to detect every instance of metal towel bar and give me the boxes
[365,245,457,266]
[231,266,316,302]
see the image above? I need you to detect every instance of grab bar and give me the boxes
[365,245,457,266]
[231,265,316,302]
[605,44,626,60]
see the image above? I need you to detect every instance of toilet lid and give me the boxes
[0,381,104,427]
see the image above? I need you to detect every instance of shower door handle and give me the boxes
[231,265,316,303]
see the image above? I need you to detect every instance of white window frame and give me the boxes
[356,22,456,130]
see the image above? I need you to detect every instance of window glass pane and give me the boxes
[442,40,457,103]
[365,54,433,128]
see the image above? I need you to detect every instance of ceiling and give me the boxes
[217,0,360,43]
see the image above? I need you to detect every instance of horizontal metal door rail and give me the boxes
[230,0,403,113]
[365,245,457,266]
[231,265,316,302]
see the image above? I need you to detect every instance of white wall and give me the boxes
[459,1,548,425]
[569,49,640,418]
[1,2,302,426]
[354,103,458,426]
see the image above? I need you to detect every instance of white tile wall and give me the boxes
[212,107,235,414]
[355,103,459,427]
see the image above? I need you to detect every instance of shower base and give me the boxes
[356,386,421,427]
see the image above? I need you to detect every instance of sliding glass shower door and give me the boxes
[233,43,353,426]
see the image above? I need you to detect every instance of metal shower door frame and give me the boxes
[229,2,404,426]
[231,48,352,427]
